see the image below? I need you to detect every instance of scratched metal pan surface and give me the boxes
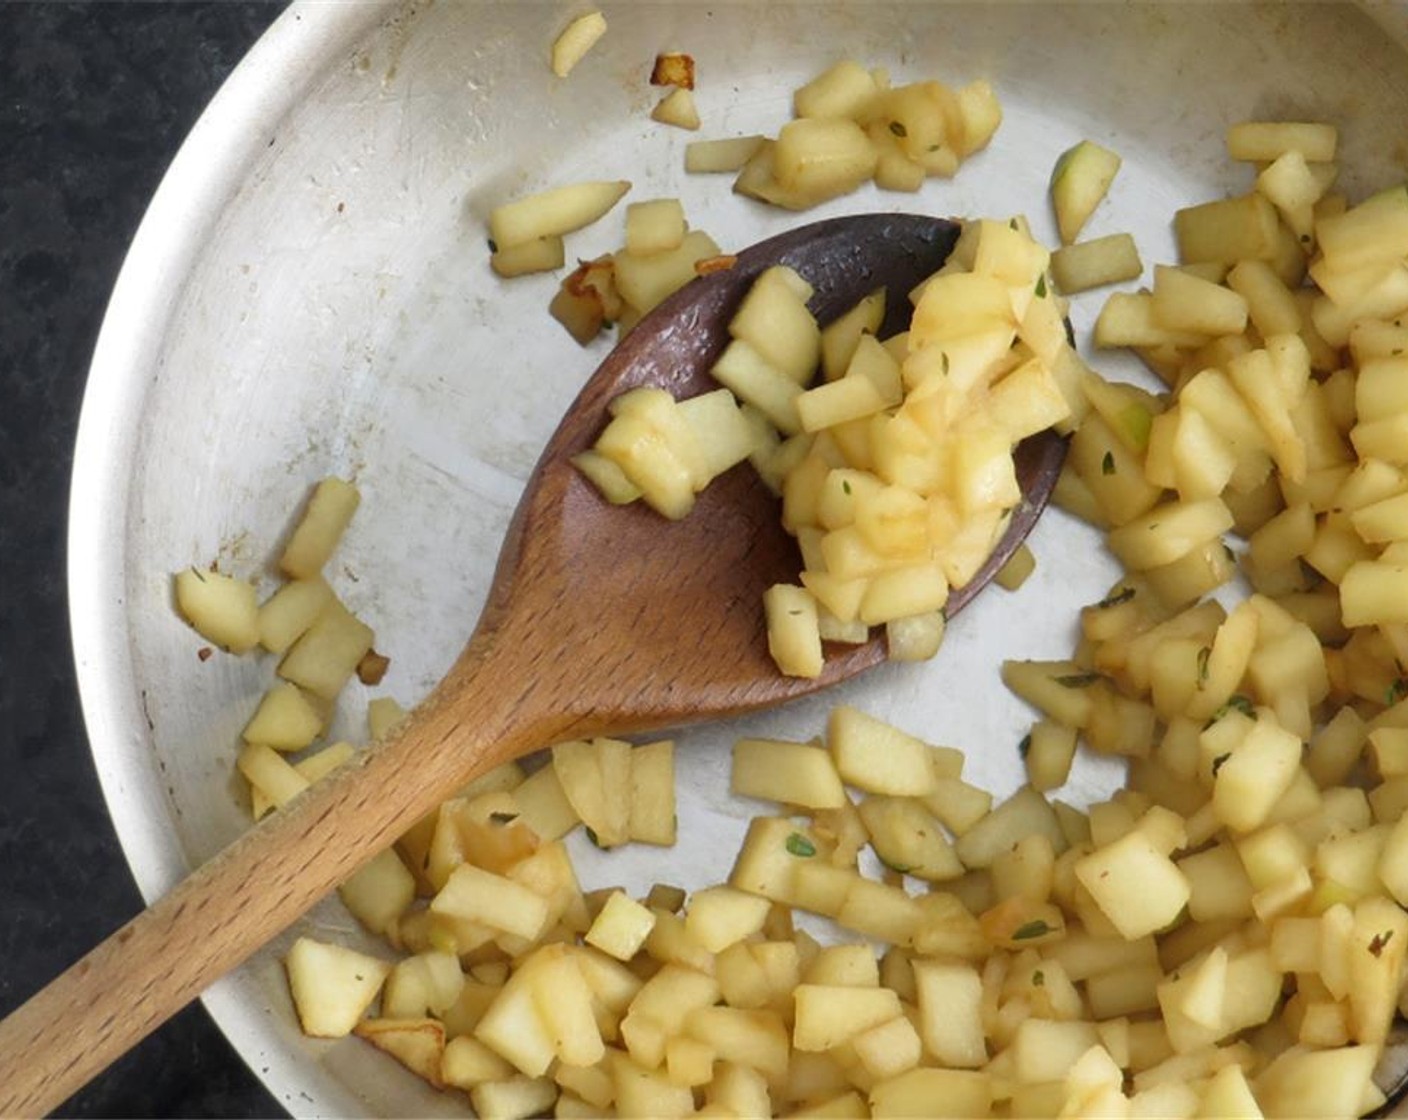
[67,2,1408,1115]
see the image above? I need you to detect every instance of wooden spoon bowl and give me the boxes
[494,213,1066,722]
[0,213,1066,1116]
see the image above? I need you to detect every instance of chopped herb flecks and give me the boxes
[786,832,817,858]
[1054,672,1102,688]
[1207,694,1255,726]
[1095,586,1136,609]
[1013,919,1054,941]
[1101,451,1115,476]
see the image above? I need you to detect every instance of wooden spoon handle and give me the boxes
[0,632,567,1118]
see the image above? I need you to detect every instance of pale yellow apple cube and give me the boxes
[1197,1062,1263,1118]
[796,374,887,433]
[510,763,580,843]
[1151,264,1249,336]
[277,600,374,701]
[242,682,322,751]
[870,1068,992,1118]
[684,1006,789,1085]
[624,198,686,256]
[794,59,880,121]
[1075,830,1190,939]
[711,339,804,435]
[237,743,308,811]
[174,567,259,653]
[441,1035,515,1090]
[279,477,360,579]
[1024,720,1078,792]
[431,864,550,942]
[1106,497,1234,571]
[613,229,720,316]
[857,796,962,881]
[1227,120,1337,163]
[677,388,764,483]
[852,1013,922,1080]
[728,265,820,384]
[731,737,847,809]
[571,449,642,506]
[821,289,886,380]
[1213,716,1302,833]
[858,563,949,626]
[489,236,565,279]
[628,738,676,847]
[338,848,416,936]
[773,118,879,205]
[285,937,390,1038]
[912,959,986,1068]
[664,1034,715,1088]
[471,1076,559,1120]
[490,179,628,249]
[382,951,464,1020]
[1256,1043,1378,1118]
[1050,139,1121,245]
[1011,1018,1101,1084]
[549,10,606,77]
[952,785,1064,869]
[651,87,701,131]
[828,705,936,795]
[366,695,408,741]
[257,576,333,653]
[792,983,902,1051]
[949,425,1020,515]
[764,583,824,679]
[1051,233,1143,294]
[685,886,771,953]
[584,891,656,961]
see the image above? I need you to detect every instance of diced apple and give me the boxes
[284,937,391,1038]
[1050,139,1122,244]
[242,682,323,751]
[828,706,936,795]
[173,567,259,653]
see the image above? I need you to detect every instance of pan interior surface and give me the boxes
[69,3,1408,1114]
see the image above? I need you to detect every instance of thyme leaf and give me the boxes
[1095,586,1136,609]
[1054,672,1103,688]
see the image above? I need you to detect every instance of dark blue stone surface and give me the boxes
[1,4,286,1116]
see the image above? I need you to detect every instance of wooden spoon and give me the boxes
[0,213,1067,1117]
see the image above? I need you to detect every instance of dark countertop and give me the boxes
[2,4,285,1116]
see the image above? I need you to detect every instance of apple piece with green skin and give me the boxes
[1051,139,1123,245]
